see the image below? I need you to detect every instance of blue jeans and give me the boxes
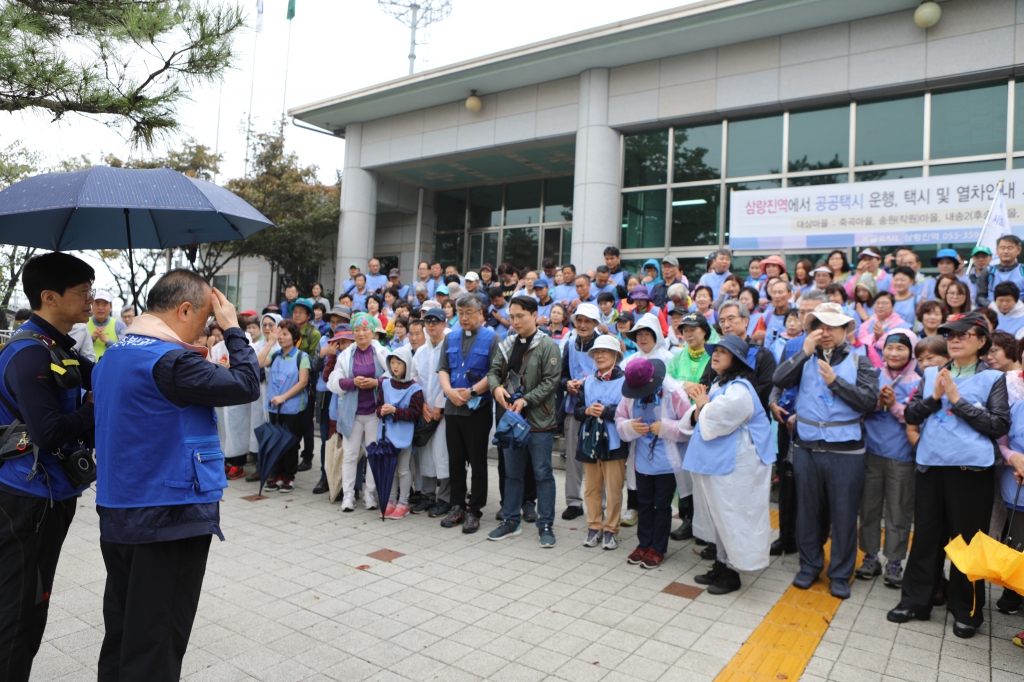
[792,447,865,583]
[502,431,555,529]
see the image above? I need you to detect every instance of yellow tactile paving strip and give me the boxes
[713,509,862,682]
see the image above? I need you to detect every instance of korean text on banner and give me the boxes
[728,169,1021,251]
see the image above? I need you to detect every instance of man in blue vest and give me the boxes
[0,252,96,682]
[437,293,500,534]
[990,235,1024,302]
[92,270,260,680]
[772,302,878,600]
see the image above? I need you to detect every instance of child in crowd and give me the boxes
[665,308,685,353]
[856,329,919,588]
[574,336,629,550]
[596,291,619,334]
[905,336,951,451]
[615,358,690,569]
[615,311,638,359]
[770,309,802,363]
[377,345,423,519]
[992,282,1024,337]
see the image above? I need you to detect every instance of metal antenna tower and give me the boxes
[377,1,452,75]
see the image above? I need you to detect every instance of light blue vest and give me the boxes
[997,314,1024,337]
[764,307,789,348]
[582,375,625,450]
[795,351,863,443]
[378,380,419,449]
[93,336,226,508]
[864,373,915,462]
[565,336,598,413]
[892,296,917,327]
[684,378,774,475]
[917,365,1002,467]
[267,348,307,415]
[1003,399,1024,511]
[633,392,672,475]
[991,264,1024,301]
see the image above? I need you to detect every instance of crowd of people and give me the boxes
[6,240,1024,681]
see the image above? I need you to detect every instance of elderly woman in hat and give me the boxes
[772,302,879,599]
[888,312,1009,639]
[681,335,775,595]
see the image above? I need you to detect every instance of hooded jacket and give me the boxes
[625,313,673,366]
[991,299,1024,339]
[641,259,663,294]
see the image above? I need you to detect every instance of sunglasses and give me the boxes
[943,330,978,341]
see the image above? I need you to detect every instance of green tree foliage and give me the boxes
[226,125,339,295]
[0,0,246,148]
[0,138,43,317]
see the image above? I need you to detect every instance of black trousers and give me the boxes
[901,465,994,626]
[446,408,493,517]
[497,447,536,507]
[636,472,676,555]
[270,411,303,478]
[318,393,332,477]
[300,387,315,460]
[98,534,212,682]
[0,490,76,682]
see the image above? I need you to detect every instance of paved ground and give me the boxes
[34,459,1021,681]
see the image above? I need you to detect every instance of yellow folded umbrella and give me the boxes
[945,531,1024,594]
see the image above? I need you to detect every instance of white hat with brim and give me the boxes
[804,302,856,332]
[811,266,832,276]
[571,302,601,325]
[94,290,113,302]
[587,334,623,359]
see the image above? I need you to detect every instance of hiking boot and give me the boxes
[488,521,521,541]
[619,509,638,527]
[583,529,601,548]
[428,501,452,518]
[312,476,329,495]
[883,560,904,589]
[539,525,556,548]
[708,567,741,595]
[627,547,648,565]
[440,507,465,528]
[670,517,693,541]
[856,554,882,580]
[522,501,538,524]
[602,531,618,551]
[462,512,480,534]
[411,497,435,514]
[640,550,664,569]
[694,561,726,586]
[700,543,717,561]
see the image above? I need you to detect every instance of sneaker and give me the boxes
[583,529,601,548]
[627,547,648,565]
[428,501,452,518]
[700,543,717,561]
[561,506,583,520]
[363,491,378,511]
[462,512,480,534]
[619,509,638,527]
[640,550,664,569]
[263,476,280,492]
[440,507,465,528]
[384,502,397,517]
[226,465,245,480]
[602,531,618,551]
[245,469,262,482]
[411,497,435,514]
[856,554,882,580]
[296,458,312,472]
[278,478,294,493]
[539,525,556,548]
[792,569,819,590]
[341,494,355,512]
[830,578,851,600]
[389,503,409,519]
[882,560,903,589]
[707,566,741,595]
[997,587,1023,615]
[694,561,726,586]
[522,501,538,524]
[488,520,521,541]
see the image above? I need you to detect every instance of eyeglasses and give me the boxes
[424,319,445,325]
[67,287,95,299]
[943,331,978,341]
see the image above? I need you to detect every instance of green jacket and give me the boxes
[487,330,561,431]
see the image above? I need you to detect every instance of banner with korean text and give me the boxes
[728,169,1022,251]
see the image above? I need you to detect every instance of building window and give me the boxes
[504,180,541,226]
[930,82,1007,160]
[788,106,849,172]
[502,227,540,272]
[469,185,503,228]
[211,274,239,305]
[670,186,719,248]
[433,231,464,268]
[623,130,669,187]
[855,95,924,166]
[435,190,466,231]
[621,190,666,249]
[673,123,721,182]
[727,115,783,178]
[543,177,573,222]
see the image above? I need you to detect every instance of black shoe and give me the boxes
[670,517,693,541]
[408,490,422,506]
[997,587,1022,615]
[952,621,976,639]
[411,498,435,514]
[428,501,451,518]
[495,508,504,522]
[707,567,741,595]
[694,561,725,586]
[462,512,480,534]
[440,507,465,528]
[312,476,329,495]
[694,537,708,546]
[770,538,798,556]
[561,506,584,520]
[700,543,717,561]
[296,458,312,472]
[887,605,930,624]
[522,501,538,524]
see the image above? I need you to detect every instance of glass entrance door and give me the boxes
[468,231,499,271]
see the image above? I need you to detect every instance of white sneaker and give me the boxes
[341,495,355,512]
[363,491,378,510]
[620,509,638,527]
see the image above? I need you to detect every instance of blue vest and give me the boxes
[633,391,672,475]
[93,336,226,508]
[378,380,418,449]
[916,365,1002,467]
[864,374,915,462]
[764,308,789,348]
[446,327,495,403]
[267,348,308,414]
[1003,399,1024,511]
[537,301,553,322]
[565,336,598,413]
[0,320,87,500]
[991,264,1024,301]
[684,378,774,475]
[700,270,729,300]
[997,313,1024,337]
[582,375,624,450]
[893,296,917,327]
[795,351,863,443]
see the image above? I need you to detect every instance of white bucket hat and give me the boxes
[804,302,856,332]
[587,334,623,359]
[571,302,601,325]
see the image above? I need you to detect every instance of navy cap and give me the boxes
[422,308,446,322]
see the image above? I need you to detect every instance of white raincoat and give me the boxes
[211,333,254,458]
[410,332,449,480]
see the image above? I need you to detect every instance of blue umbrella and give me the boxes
[366,419,398,521]
[254,409,300,496]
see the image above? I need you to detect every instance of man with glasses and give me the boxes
[700,299,776,413]
[772,302,878,600]
[0,253,97,681]
[410,307,453,517]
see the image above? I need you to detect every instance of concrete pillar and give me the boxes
[572,69,620,270]
[336,122,378,295]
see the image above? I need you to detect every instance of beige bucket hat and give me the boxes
[803,302,856,333]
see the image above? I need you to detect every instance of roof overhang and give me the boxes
[290,0,927,136]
